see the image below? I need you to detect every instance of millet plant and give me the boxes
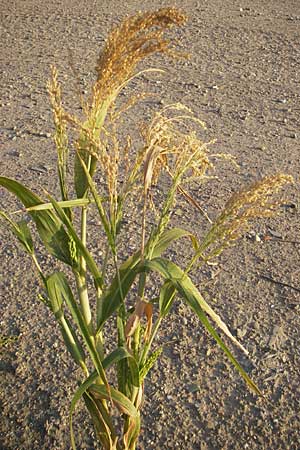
[0,8,293,450]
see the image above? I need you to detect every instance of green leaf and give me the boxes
[97,227,196,329]
[61,317,87,366]
[104,347,140,387]
[90,384,138,417]
[69,345,140,448]
[69,367,137,449]
[0,177,73,265]
[70,378,117,450]
[76,153,113,247]
[97,252,140,329]
[46,273,86,367]
[70,371,98,450]
[0,212,34,254]
[151,227,198,258]
[47,195,103,290]
[17,220,34,252]
[144,257,262,395]
[74,142,98,199]
[70,348,139,417]
[46,272,108,387]
[25,198,94,212]
[159,281,176,317]
[81,392,115,450]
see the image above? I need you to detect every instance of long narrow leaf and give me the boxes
[97,253,140,330]
[0,212,34,254]
[61,317,87,368]
[71,348,139,417]
[0,177,73,265]
[159,281,176,317]
[151,227,198,258]
[25,198,94,212]
[144,257,261,395]
[46,270,86,367]
[80,392,114,450]
[47,195,104,290]
[90,384,138,417]
[103,347,140,387]
[69,346,140,448]
[76,153,112,245]
[46,272,108,388]
[97,227,197,329]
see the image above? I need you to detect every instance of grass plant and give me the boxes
[0,8,293,450]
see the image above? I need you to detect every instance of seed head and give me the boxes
[200,174,294,259]
[93,8,187,107]
[142,104,209,192]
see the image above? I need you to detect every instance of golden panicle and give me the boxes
[142,103,210,192]
[47,66,66,135]
[93,8,187,106]
[48,65,70,200]
[200,174,294,258]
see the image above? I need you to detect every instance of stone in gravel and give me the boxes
[29,165,48,173]
[6,149,21,157]
[267,227,283,239]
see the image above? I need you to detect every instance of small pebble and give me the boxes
[267,228,282,239]
[7,149,21,157]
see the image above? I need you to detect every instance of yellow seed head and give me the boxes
[93,8,187,107]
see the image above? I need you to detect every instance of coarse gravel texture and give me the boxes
[1,1,300,449]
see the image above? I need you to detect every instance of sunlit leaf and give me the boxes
[97,227,196,329]
[90,384,138,417]
[144,257,262,395]
[47,195,104,290]
[0,177,73,265]
[0,212,34,254]
[46,272,108,388]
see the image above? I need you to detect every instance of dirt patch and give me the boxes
[1,1,300,449]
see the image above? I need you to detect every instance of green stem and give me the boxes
[96,331,104,361]
[101,244,111,286]
[31,253,46,285]
[113,252,126,321]
[76,205,94,336]
[137,188,148,300]
[60,314,89,377]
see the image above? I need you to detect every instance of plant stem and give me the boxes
[101,244,111,286]
[76,205,94,336]
[138,189,148,299]
[113,252,126,320]
[31,253,47,286]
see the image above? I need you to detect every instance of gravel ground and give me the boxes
[1,1,300,449]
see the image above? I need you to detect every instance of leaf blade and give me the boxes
[97,227,196,328]
[0,177,73,264]
[47,195,104,290]
[144,257,262,395]
[46,272,108,388]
